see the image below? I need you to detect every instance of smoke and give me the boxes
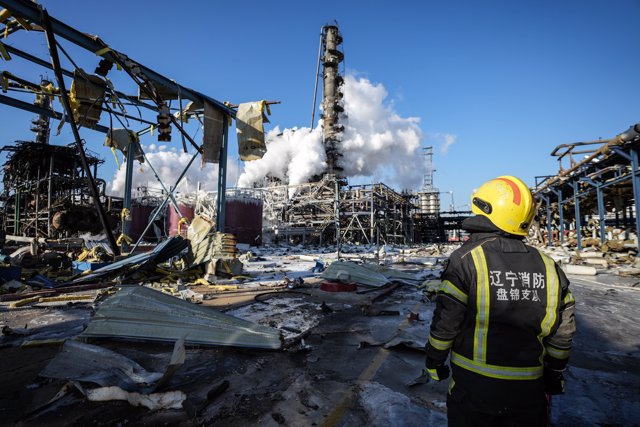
[108,144,240,196]
[238,74,424,189]
[340,75,423,188]
[237,126,326,187]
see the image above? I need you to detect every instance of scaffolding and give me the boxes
[341,183,411,246]
[257,176,413,246]
[261,174,340,245]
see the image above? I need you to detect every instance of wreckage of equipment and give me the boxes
[1,141,112,238]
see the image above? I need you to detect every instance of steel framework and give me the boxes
[0,0,234,255]
[534,123,640,252]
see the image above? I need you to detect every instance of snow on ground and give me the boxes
[551,274,640,426]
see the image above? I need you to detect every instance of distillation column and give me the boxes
[321,25,345,174]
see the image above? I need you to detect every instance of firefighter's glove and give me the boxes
[426,358,450,382]
[544,368,565,395]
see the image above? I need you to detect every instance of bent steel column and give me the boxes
[41,8,119,256]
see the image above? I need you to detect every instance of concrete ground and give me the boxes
[1,258,639,426]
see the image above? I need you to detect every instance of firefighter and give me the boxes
[425,176,576,426]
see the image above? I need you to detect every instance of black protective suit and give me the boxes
[426,216,576,427]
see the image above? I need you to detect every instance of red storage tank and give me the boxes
[167,203,195,238]
[129,204,156,241]
[224,196,263,245]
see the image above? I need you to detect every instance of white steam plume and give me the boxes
[238,126,326,187]
[340,75,422,188]
[238,75,424,189]
[108,145,239,196]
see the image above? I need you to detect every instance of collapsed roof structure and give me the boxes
[534,123,640,251]
[0,0,238,256]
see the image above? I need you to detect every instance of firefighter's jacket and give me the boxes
[426,216,576,412]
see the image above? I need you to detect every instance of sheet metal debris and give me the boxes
[236,101,269,161]
[320,261,389,287]
[41,340,165,392]
[80,285,283,349]
[68,236,188,285]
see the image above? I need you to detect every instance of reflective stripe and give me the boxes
[471,247,490,362]
[429,334,453,351]
[451,352,543,380]
[441,280,468,305]
[545,345,571,360]
[427,368,440,381]
[448,378,456,394]
[539,252,560,343]
[563,290,575,305]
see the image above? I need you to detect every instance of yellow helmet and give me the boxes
[471,176,535,236]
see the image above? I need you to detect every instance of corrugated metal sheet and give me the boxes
[368,265,422,286]
[320,261,389,287]
[80,286,282,349]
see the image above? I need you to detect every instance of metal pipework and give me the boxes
[535,123,640,195]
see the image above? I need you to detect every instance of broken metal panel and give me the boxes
[40,340,164,392]
[202,100,225,163]
[69,70,106,128]
[368,264,422,286]
[80,285,283,349]
[104,128,144,163]
[67,236,188,285]
[236,101,268,161]
[321,261,389,287]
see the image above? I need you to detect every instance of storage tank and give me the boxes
[129,204,156,241]
[224,196,263,245]
[419,191,440,214]
[167,204,195,238]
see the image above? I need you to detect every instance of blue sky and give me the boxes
[1,0,638,210]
